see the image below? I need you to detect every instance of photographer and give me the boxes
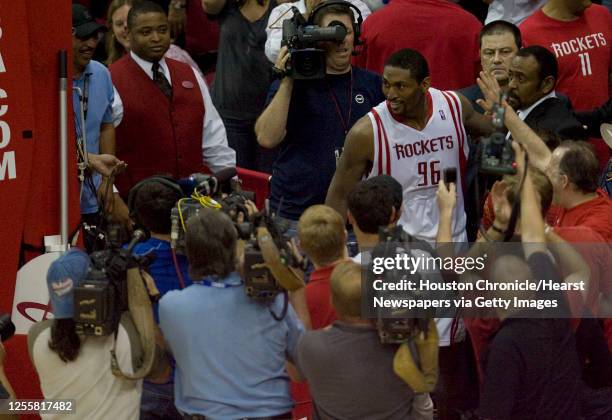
[255,0,384,230]
[296,261,425,419]
[158,208,304,419]
[129,177,194,420]
[27,248,170,420]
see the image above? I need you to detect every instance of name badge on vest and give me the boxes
[182,81,194,89]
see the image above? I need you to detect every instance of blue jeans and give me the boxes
[140,380,182,420]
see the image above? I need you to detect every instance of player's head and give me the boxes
[507,46,557,110]
[479,20,521,86]
[382,49,430,118]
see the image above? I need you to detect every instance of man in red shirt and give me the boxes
[520,0,612,166]
[352,0,482,90]
[548,140,612,242]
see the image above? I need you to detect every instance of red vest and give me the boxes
[110,55,205,194]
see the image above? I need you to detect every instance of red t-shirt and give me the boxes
[552,189,612,243]
[520,5,612,112]
[521,5,612,168]
[353,0,482,91]
[305,265,338,330]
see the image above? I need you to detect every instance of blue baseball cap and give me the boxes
[46,248,91,319]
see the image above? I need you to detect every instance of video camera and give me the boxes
[73,229,151,336]
[479,95,516,175]
[370,226,435,344]
[281,6,347,80]
[170,168,256,253]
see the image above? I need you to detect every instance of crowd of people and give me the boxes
[8,0,612,418]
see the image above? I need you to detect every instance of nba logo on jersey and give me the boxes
[439,110,446,120]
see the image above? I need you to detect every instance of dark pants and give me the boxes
[222,116,278,173]
[433,338,480,420]
[140,381,182,420]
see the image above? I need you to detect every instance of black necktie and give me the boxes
[152,61,172,99]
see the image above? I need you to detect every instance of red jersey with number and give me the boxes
[367,88,469,243]
[520,5,612,111]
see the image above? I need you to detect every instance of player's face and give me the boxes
[507,55,549,111]
[128,12,171,62]
[320,13,355,74]
[480,32,519,85]
[112,4,131,50]
[382,66,429,117]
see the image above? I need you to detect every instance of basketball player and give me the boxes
[326,48,495,244]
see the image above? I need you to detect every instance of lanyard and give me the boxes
[326,70,353,135]
[82,73,91,121]
[193,278,244,288]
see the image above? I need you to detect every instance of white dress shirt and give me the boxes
[264,0,371,64]
[112,51,236,174]
[506,90,557,140]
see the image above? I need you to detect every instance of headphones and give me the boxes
[127,175,184,220]
[308,0,363,46]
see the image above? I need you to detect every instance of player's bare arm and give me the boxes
[458,92,495,137]
[325,116,374,221]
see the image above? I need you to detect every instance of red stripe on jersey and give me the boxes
[443,91,468,191]
[381,119,391,176]
[441,91,462,151]
[371,108,392,176]
[371,108,384,175]
[447,91,466,150]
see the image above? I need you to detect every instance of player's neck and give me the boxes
[542,1,580,21]
[326,64,352,75]
[400,98,429,130]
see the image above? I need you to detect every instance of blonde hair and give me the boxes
[105,0,138,65]
[330,261,363,318]
[297,205,346,267]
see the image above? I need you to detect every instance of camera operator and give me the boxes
[158,208,304,419]
[295,260,430,419]
[255,0,384,232]
[128,177,195,420]
[264,0,371,65]
[27,248,170,419]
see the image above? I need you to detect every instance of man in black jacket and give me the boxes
[505,45,585,140]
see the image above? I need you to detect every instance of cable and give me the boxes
[171,248,186,289]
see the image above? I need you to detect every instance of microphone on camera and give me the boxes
[194,167,238,196]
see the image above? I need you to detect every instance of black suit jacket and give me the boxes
[522,97,586,140]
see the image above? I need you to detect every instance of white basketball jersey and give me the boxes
[367,88,469,244]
